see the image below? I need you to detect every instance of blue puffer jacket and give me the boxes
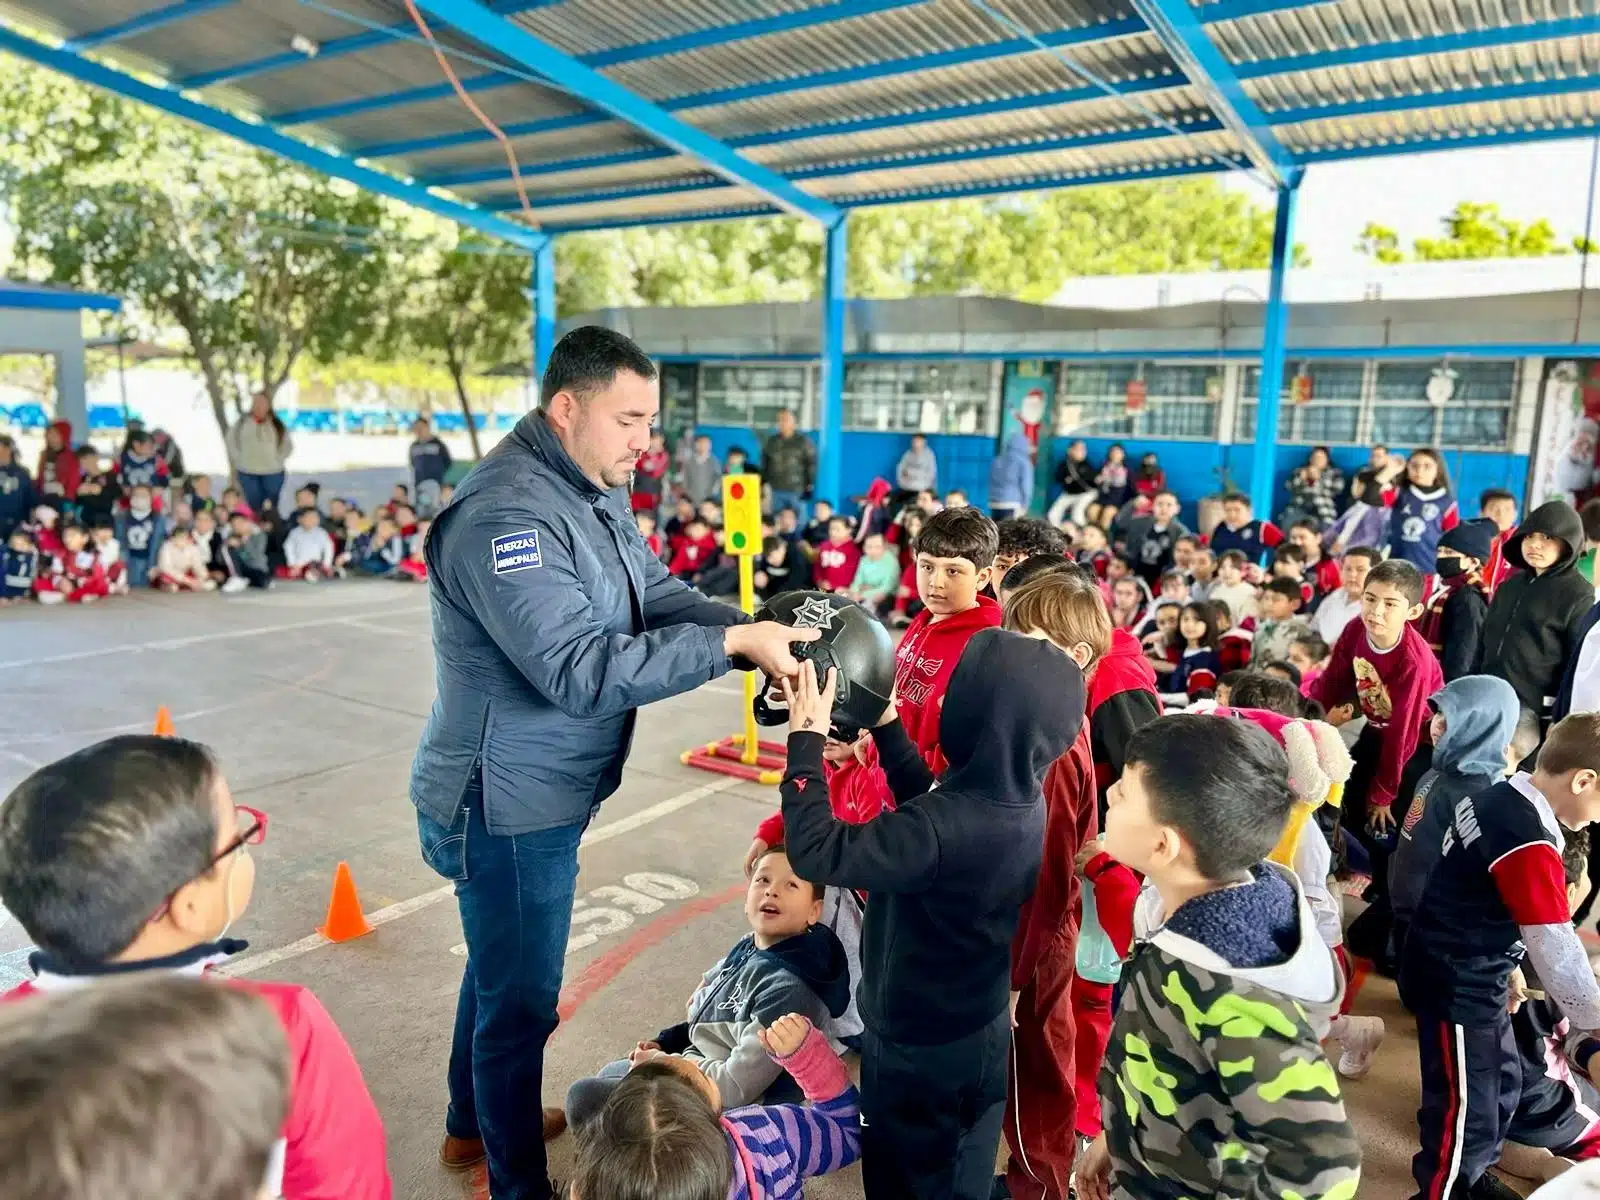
[988,434,1034,511]
[410,410,748,835]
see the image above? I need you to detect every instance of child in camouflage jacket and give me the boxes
[1079,714,1361,1200]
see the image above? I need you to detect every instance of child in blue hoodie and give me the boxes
[988,434,1034,522]
[0,436,35,544]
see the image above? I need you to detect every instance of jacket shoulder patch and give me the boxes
[492,529,543,574]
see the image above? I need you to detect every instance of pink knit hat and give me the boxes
[1205,705,1352,807]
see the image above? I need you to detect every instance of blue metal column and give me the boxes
[533,237,556,386]
[1249,177,1301,515]
[817,218,848,507]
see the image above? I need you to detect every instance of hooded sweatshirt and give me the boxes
[35,420,80,500]
[988,434,1034,510]
[890,592,1003,772]
[657,925,849,1110]
[1086,628,1162,809]
[782,629,1085,1045]
[896,442,938,493]
[1103,863,1359,1200]
[1478,500,1595,721]
[0,457,35,539]
[1390,675,1522,925]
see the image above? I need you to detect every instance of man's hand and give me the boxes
[1077,1134,1112,1200]
[781,661,837,736]
[758,1013,812,1058]
[742,837,769,877]
[1367,803,1396,836]
[726,621,821,679]
[1076,835,1104,874]
[1508,967,1529,1015]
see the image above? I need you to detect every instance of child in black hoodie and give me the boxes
[1478,499,1595,730]
[781,631,1085,1200]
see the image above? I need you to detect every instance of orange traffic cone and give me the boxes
[153,706,175,737]
[317,862,373,942]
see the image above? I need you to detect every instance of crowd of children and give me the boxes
[13,423,1600,1200]
[0,424,461,607]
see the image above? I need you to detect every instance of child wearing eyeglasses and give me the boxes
[0,734,392,1200]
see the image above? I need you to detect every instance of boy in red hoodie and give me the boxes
[0,735,391,1200]
[813,515,862,593]
[668,515,718,579]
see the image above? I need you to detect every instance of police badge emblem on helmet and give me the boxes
[751,590,896,736]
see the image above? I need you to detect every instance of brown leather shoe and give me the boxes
[543,1107,568,1141]
[439,1135,485,1170]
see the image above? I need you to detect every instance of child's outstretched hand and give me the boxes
[781,661,836,737]
[758,1013,814,1059]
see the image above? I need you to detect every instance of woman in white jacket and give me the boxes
[226,392,294,515]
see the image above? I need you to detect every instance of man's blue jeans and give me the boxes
[769,488,807,522]
[418,776,584,1200]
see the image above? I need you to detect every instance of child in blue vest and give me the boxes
[1207,492,1284,566]
[1387,448,1459,573]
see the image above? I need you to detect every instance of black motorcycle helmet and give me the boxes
[750,591,897,737]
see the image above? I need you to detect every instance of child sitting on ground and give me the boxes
[782,632,1083,1197]
[1207,548,1258,624]
[0,734,391,1199]
[845,531,900,617]
[812,517,862,594]
[1401,712,1600,1200]
[1289,631,1330,697]
[1077,715,1360,1200]
[37,522,109,605]
[1290,517,1342,600]
[0,527,37,604]
[569,1012,860,1200]
[225,510,272,589]
[670,516,719,581]
[154,524,215,592]
[993,517,1068,583]
[280,507,337,582]
[0,974,292,1200]
[398,517,431,583]
[1208,491,1284,566]
[1254,576,1313,665]
[566,847,847,1126]
[1164,601,1222,704]
[120,484,162,589]
[357,516,406,578]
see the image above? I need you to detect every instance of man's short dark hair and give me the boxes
[995,518,1067,559]
[915,506,999,571]
[1125,715,1293,880]
[1365,558,1425,605]
[1479,487,1516,511]
[1342,546,1382,568]
[1264,577,1303,603]
[1000,553,1089,593]
[0,736,221,964]
[539,326,658,408]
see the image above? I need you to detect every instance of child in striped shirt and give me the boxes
[569,1013,860,1200]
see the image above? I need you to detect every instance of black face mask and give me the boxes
[1436,555,1467,580]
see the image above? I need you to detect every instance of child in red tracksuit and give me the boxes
[36,522,110,605]
[0,735,392,1200]
[668,517,717,580]
[812,517,862,593]
[998,571,1102,1200]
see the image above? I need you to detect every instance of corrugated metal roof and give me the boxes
[0,0,1595,234]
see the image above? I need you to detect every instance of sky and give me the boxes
[1225,139,1600,269]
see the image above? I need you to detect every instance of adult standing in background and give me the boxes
[411,327,817,1200]
[409,416,454,518]
[989,432,1034,521]
[895,432,938,506]
[679,432,723,506]
[226,392,294,515]
[761,407,817,519]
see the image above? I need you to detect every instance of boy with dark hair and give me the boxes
[1078,715,1359,1200]
[1314,545,1380,646]
[0,974,292,1200]
[781,633,1085,1200]
[72,444,119,529]
[1122,490,1188,588]
[1419,517,1497,681]
[1310,558,1444,847]
[992,516,1067,583]
[119,482,162,589]
[813,516,862,593]
[1208,491,1284,566]
[118,428,169,498]
[1271,542,1314,610]
[1402,712,1600,1200]
[1479,499,1595,731]
[1255,576,1313,665]
[754,533,812,600]
[1479,487,1520,595]
[0,735,390,1200]
[1290,517,1342,599]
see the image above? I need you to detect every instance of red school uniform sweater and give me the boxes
[5,947,391,1200]
[1309,618,1444,810]
[1085,627,1161,802]
[668,532,717,576]
[813,538,862,591]
[1012,724,1096,991]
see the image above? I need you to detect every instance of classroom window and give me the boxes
[697,364,812,428]
[1372,361,1517,449]
[1236,362,1364,444]
[842,361,992,433]
[1056,361,1221,440]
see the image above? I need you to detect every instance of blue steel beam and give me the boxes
[176,0,561,90]
[0,23,543,249]
[408,0,841,225]
[64,0,235,50]
[1249,179,1299,515]
[1125,0,1296,185]
[1296,119,1600,165]
[817,218,848,510]
[481,121,1212,211]
[653,345,1600,363]
[321,0,1317,135]
[533,239,556,382]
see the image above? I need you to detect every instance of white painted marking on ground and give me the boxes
[221,778,740,977]
[0,603,429,670]
[448,872,702,957]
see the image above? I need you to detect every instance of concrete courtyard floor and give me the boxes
[0,581,1425,1199]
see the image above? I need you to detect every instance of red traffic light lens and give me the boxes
[730,481,745,500]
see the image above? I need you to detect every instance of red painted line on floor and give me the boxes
[556,882,746,1024]
[1345,955,1371,1007]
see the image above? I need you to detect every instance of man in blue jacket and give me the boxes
[411,326,816,1200]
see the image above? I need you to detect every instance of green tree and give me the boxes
[1,57,401,455]
[1356,201,1596,262]
[400,239,531,458]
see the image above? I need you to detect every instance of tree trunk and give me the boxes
[447,359,484,460]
